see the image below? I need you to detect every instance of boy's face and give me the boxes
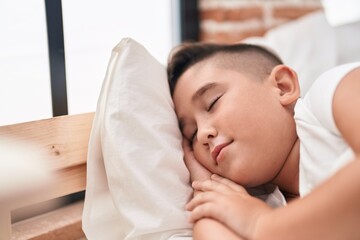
[173,61,298,187]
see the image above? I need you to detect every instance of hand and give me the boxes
[182,138,212,183]
[186,174,272,239]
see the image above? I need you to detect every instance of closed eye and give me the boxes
[207,95,221,111]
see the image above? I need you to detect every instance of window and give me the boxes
[62,0,175,114]
[0,0,178,125]
[0,0,52,125]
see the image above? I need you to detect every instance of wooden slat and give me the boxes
[11,163,87,210]
[0,209,11,240]
[52,164,87,201]
[11,201,85,240]
[0,112,94,171]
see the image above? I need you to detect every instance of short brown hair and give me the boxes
[167,42,283,95]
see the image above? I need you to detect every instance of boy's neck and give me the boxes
[272,138,300,199]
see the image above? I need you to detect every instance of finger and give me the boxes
[211,174,246,193]
[181,140,212,182]
[182,150,204,174]
[183,152,196,168]
[192,179,229,194]
[188,202,218,223]
[186,191,217,211]
[182,140,196,163]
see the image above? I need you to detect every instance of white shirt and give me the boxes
[294,62,360,196]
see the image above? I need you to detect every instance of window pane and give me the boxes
[0,0,52,126]
[62,0,174,114]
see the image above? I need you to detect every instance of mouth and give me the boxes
[211,142,231,164]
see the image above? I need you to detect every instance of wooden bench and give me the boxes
[0,113,94,240]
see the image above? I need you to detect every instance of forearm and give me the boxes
[255,158,360,240]
[192,189,245,240]
[193,218,245,240]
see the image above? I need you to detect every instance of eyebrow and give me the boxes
[191,82,218,103]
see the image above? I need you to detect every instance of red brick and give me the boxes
[201,9,224,22]
[272,6,323,20]
[201,6,263,22]
[200,28,267,43]
[226,6,263,21]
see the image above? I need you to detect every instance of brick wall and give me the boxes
[199,0,323,43]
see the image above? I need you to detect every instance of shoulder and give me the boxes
[307,62,360,95]
[302,62,360,135]
[333,66,360,154]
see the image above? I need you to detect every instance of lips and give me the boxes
[211,142,230,164]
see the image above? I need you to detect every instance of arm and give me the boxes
[193,219,245,240]
[254,160,360,239]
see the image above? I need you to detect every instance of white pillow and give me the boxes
[82,38,193,240]
[243,11,337,96]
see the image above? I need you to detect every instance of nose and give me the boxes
[197,120,217,146]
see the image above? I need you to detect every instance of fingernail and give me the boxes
[192,181,198,187]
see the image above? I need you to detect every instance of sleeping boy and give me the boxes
[167,42,360,239]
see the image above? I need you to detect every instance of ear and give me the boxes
[269,65,300,106]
